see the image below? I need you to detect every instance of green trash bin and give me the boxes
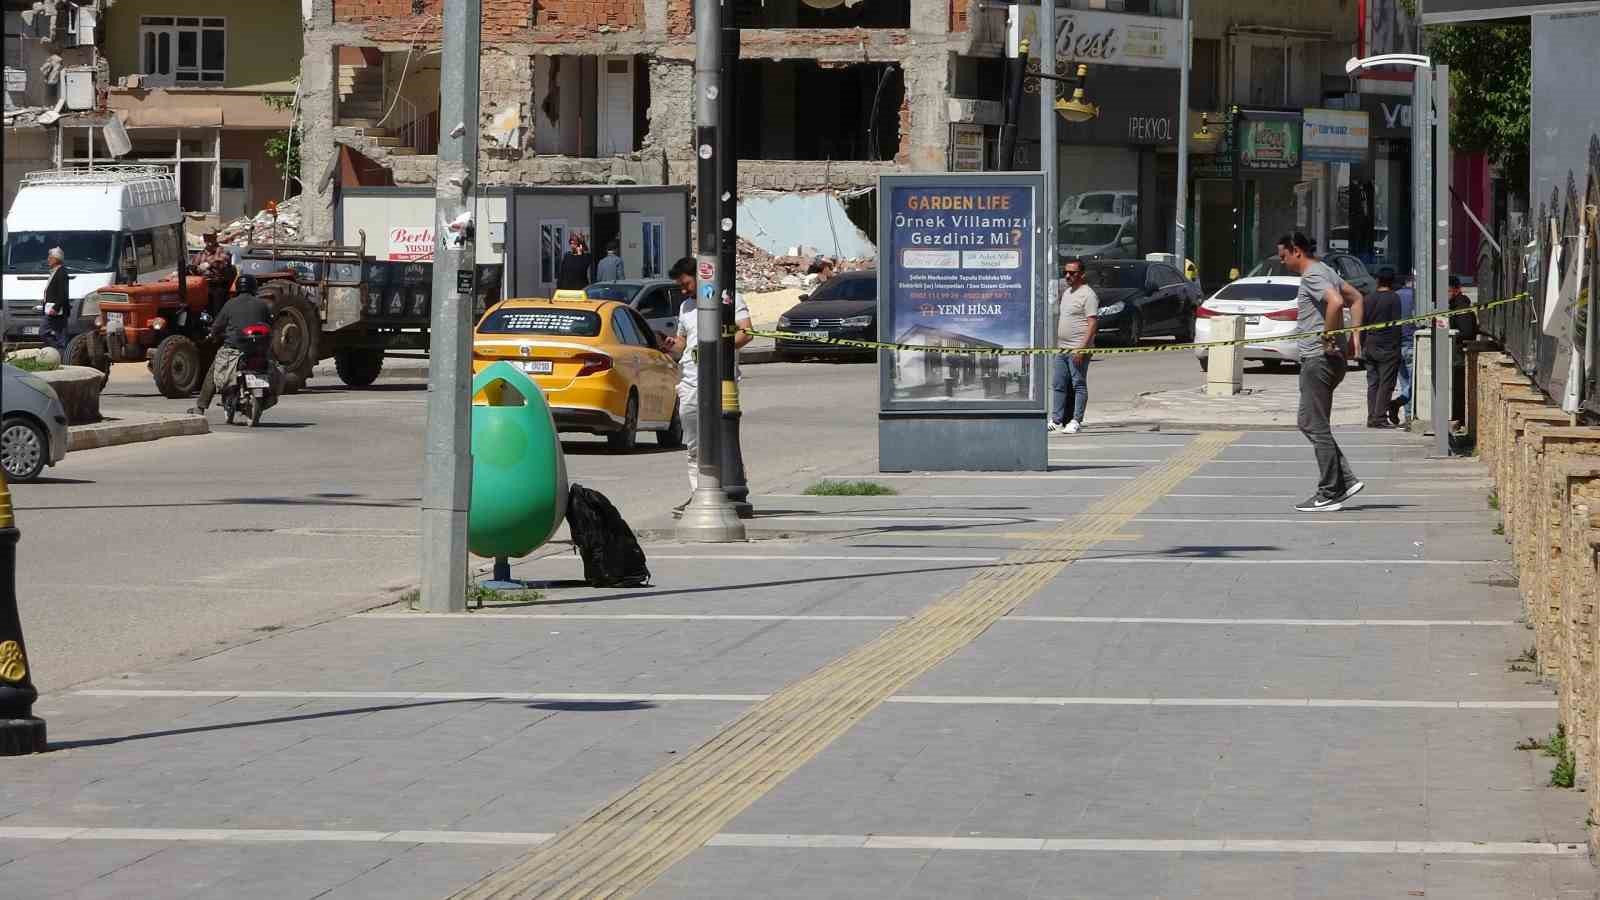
[468,362,568,560]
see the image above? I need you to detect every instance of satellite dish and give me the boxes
[802,0,846,9]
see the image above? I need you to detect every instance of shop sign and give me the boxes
[387,226,435,262]
[1007,6,1184,70]
[1239,118,1302,171]
[948,124,986,172]
[1302,109,1370,163]
[1359,94,1414,139]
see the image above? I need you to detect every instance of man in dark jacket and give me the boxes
[189,274,272,415]
[557,233,592,290]
[1362,271,1403,429]
[41,247,70,352]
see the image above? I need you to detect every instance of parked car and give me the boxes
[1,363,70,482]
[1248,251,1376,298]
[1059,216,1138,261]
[1082,259,1201,346]
[584,279,686,340]
[472,296,682,450]
[775,271,878,361]
[1193,276,1305,371]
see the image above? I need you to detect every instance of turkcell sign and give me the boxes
[877,173,1049,472]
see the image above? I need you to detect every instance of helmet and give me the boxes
[235,273,258,295]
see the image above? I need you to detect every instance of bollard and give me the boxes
[1205,315,1246,397]
[0,473,46,755]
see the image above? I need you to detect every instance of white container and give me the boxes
[62,67,95,111]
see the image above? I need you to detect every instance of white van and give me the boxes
[3,166,184,347]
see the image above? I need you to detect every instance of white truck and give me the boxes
[2,166,184,365]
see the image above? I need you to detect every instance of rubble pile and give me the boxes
[216,196,303,246]
[734,237,872,292]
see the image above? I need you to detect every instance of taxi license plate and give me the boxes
[106,312,125,333]
[520,360,553,374]
[245,374,270,389]
[1245,316,1261,325]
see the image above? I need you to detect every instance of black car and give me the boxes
[1081,259,1201,346]
[775,271,877,361]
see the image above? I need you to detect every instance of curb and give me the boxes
[68,414,210,452]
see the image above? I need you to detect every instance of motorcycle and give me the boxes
[221,323,280,427]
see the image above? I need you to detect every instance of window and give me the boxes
[810,275,876,303]
[640,217,664,279]
[133,232,156,273]
[635,287,673,320]
[539,221,567,285]
[611,308,648,347]
[4,231,118,274]
[152,227,176,270]
[141,16,225,85]
[479,307,600,336]
[625,308,659,348]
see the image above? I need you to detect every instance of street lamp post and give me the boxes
[717,8,752,520]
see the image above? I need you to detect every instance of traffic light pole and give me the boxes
[677,0,745,542]
[717,10,752,519]
[419,0,482,611]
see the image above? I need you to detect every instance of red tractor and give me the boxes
[89,269,320,398]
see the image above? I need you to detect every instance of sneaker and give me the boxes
[1338,480,1366,503]
[1294,493,1343,513]
[1063,420,1082,434]
[1047,420,1062,433]
[187,406,205,416]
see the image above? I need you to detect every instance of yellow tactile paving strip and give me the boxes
[450,432,1242,900]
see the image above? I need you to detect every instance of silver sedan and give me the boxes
[2,363,70,482]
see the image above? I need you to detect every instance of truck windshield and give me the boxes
[5,231,118,274]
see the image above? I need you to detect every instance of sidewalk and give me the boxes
[3,429,1595,899]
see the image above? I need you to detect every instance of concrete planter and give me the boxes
[36,365,106,426]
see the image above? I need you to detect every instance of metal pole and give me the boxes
[998,39,1029,172]
[717,11,751,519]
[678,0,744,542]
[0,476,47,755]
[418,0,481,612]
[1232,107,1244,275]
[1432,64,1452,455]
[1173,0,1192,263]
[1039,0,1058,331]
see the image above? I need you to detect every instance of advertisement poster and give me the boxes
[387,226,435,262]
[885,183,1037,402]
[1240,119,1302,170]
[1302,109,1370,163]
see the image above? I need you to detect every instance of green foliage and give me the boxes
[803,480,899,496]
[1426,23,1532,194]
[261,87,302,194]
[7,357,58,372]
[1517,725,1577,786]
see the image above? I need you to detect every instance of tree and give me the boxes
[1426,22,1531,197]
[262,88,302,198]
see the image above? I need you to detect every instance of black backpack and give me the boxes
[566,484,651,587]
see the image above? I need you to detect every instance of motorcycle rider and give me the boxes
[189,273,273,416]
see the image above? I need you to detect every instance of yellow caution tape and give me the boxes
[735,292,1528,358]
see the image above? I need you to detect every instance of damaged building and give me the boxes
[297,0,1000,254]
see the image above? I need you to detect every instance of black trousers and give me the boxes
[1364,351,1400,426]
[41,315,69,352]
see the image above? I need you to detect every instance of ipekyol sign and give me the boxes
[387,226,435,262]
[883,183,1037,403]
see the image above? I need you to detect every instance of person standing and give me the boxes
[1362,271,1403,429]
[1050,258,1098,434]
[1391,270,1417,425]
[557,233,592,290]
[663,256,753,509]
[595,239,625,282]
[1278,232,1365,512]
[40,246,70,353]
[192,231,234,318]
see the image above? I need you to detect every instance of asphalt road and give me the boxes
[10,347,1225,690]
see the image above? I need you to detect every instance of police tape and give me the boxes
[736,292,1528,358]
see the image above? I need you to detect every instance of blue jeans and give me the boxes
[1396,342,1415,405]
[1052,353,1089,424]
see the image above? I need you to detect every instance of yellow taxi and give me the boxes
[473,292,682,450]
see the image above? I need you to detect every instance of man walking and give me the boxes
[596,239,625,282]
[1363,271,1403,429]
[663,256,752,509]
[1050,258,1097,434]
[1278,232,1365,512]
[40,246,70,353]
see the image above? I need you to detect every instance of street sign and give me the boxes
[877,172,1049,472]
[456,269,475,294]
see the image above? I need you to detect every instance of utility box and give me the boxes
[61,67,95,111]
[1205,315,1246,397]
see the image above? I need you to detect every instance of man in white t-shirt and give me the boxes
[662,256,753,506]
